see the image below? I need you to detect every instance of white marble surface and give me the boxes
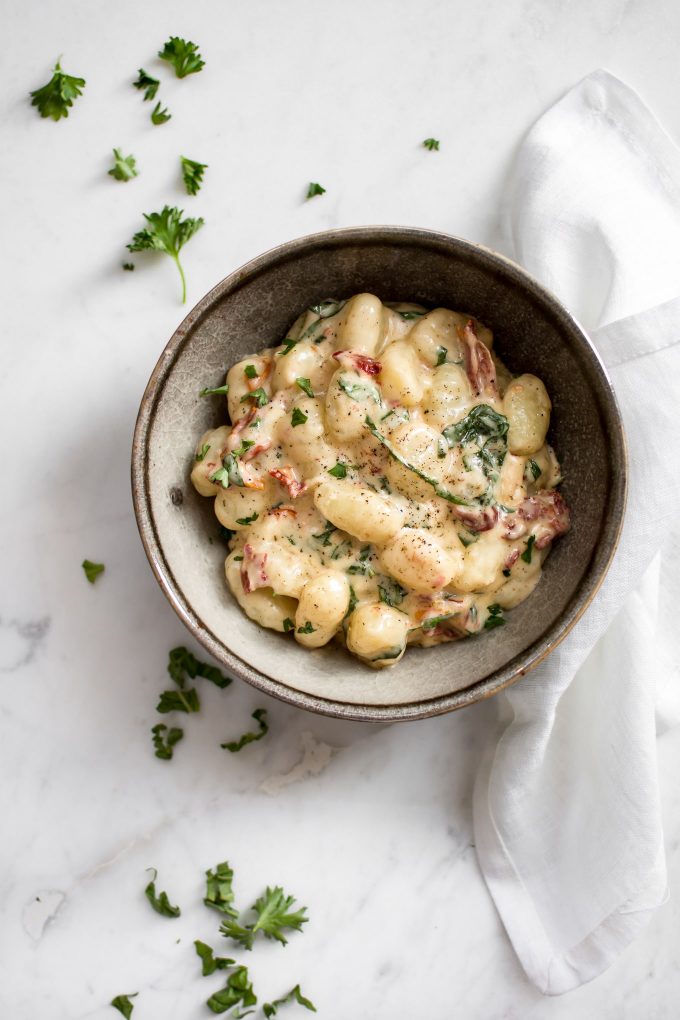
[3,0,680,1016]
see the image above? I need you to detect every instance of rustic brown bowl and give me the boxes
[131,226,626,721]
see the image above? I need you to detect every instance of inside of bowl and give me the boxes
[142,230,622,710]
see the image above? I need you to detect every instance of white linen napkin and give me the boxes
[472,69,680,995]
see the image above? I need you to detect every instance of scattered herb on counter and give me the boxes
[196,443,211,462]
[156,686,200,713]
[264,985,317,1017]
[206,965,256,1015]
[110,993,138,1018]
[108,148,138,182]
[150,101,171,125]
[378,577,407,607]
[221,708,269,752]
[127,206,204,304]
[521,534,536,563]
[151,722,184,760]
[204,860,239,918]
[133,68,159,101]
[306,182,326,199]
[220,885,309,950]
[122,262,135,271]
[365,416,470,506]
[295,377,314,398]
[144,868,181,918]
[181,155,208,196]
[240,387,269,407]
[423,137,440,151]
[167,646,232,690]
[159,36,205,78]
[291,407,308,427]
[484,604,506,630]
[235,512,259,525]
[82,559,105,584]
[200,383,229,396]
[283,617,295,632]
[194,940,235,976]
[30,58,86,120]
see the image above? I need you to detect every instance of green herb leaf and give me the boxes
[435,345,447,366]
[221,708,269,752]
[328,462,347,479]
[122,262,135,271]
[82,559,105,584]
[330,539,351,561]
[240,387,269,407]
[132,68,159,101]
[111,993,138,1019]
[196,443,211,462]
[181,155,208,196]
[378,577,407,607]
[30,59,86,120]
[283,617,295,632]
[421,612,458,631]
[211,451,245,489]
[442,404,509,448]
[484,604,506,630]
[345,584,358,619]
[200,383,228,396]
[150,101,171,125]
[291,407,308,427]
[365,417,470,505]
[158,37,205,78]
[311,522,336,546]
[306,182,326,199]
[529,458,542,481]
[309,299,345,317]
[339,376,381,404]
[521,534,536,563]
[236,512,259,526]
[206,965,257,1014]
[220,886,308,950]
[204,861,238,918]
[151,723,184,760]
[296,621,316,634]
[423,137,440,151]
[244,364,258,379]
[263,985,317,1017]
[156,687,200,713]
[167,646,232,689]
[194,940,235,976]
[127,206,204,303]
[108,148,138,182]
[280,337,298,355]
[395,309,425,320]
[144,868,181,917]
[295,377,314,398]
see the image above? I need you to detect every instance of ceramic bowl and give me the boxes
[131,226,626,721]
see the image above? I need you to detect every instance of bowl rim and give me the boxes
[131,225,627,722]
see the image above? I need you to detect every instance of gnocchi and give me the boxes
[191,294,570,669]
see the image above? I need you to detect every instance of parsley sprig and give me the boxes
[181,155,208,196]
[151,723,184,760]
[220,885,309,950]
[144,868,181,917]
[108,148,138,182]
[204,860,239,918]
[159,36,205,78]
[30,58,86,120]
[264,985,317,1017]
[150,101,171,125]
[127,206,204,303]
[132,68,159,101]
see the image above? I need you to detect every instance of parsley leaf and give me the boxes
[204,860,239,918]
[194,940,235,976]
[200,383,229,396]
[528,458,542,481]
[235,512,258,525]
[521,535,536,563]
[442,404,509,448]
[122,262,135,271]
[150,101,171,125]
[82,559,105,584]
[328,463,347,479]
[196,443,211,462]
[378,577,407,607]
[167,646,232,689]
[295,377,314,398]
[365,417,470,505]
[283,617,295,632]
[312,522,336,546]
[206,966,256,1014]
[309,298,345,317]
[280,337,298,355]
[144,868,181,917]
[330,539,351,561]
[240,387,269,407]
[291,407,308,427]
[221,708,269,752]
[345,584,358,619]
[181,155,208,196]
[306,182,326,199]
[421,612,458,631]
[423,137,440,151]
[127,206,204,303]
[132,68,159,101]
[108,148,138,182]
[339,376,381,404]
[296,621,316,634]
[220,885,309,950]
[111,993,138,1019]
[159,37,205,78]
[151,723,184,760]
[435,345,448,366]
[156,687,200,713]
[263,985,317,1017]
[30,59,86,120]
[244,364,258,379]
[484,604,506,630]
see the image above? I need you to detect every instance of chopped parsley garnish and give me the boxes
[200,383,228,396]
[328,462,347,479]
[127,206,204,303]
[435,345,448,366]
[378,577,407,607]
[151,723,184,760]
[181,155,208,196]
[306,182,326,199]
[421,612,458,631]
[263,986,317,1017]
[122,262,135,271]
[291,407,308,427]
[110,993,138,1018]
[144,868,181,917]
[240,387,269,407]
[442,404,509,481]
[529,458,542,481]
[194,940,235,976]
[244,364,258,379]
[297,621,316,634]
[158,37,205,78]
[204,861,238,918]
[156,687,200,714]
[458,531,478,547]
[206,966,256,1015]
[167,646,232,689]
[423,137,440,151]
[338,376,381,403]
[282,618,295,632]
[295,377,314,398]
[312,522,336,546]
[132,68,159,101]
[236,512,259,525]
[484,604,506,630]
[280,337,298,355]
[82,559,105,584]
[220,885,309,950]
[221,708,269,752]
[211,452,244,488]
[150,101,171,125]
[521,535,536,563]
[365,416,470,505]
[108,148,138,182]
[30,59,86,120]
[330,539,351,560]
[196,443,211,462]
[309,299,345,317]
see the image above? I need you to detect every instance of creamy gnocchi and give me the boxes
[191,294,570,668]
